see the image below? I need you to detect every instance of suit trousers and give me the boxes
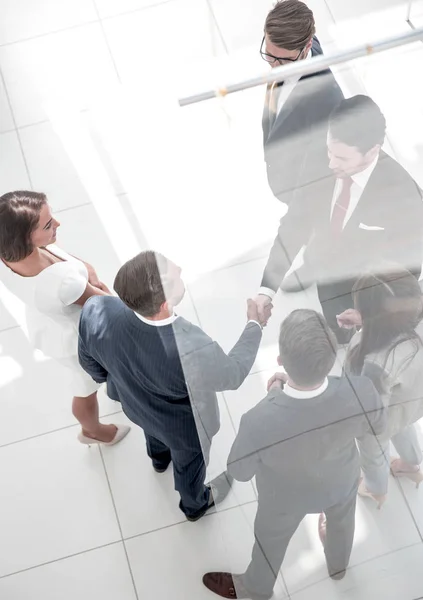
[240,483,357,599]
[145,434,210,519]
[358,424,423,495]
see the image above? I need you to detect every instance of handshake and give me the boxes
[247,295,273,328]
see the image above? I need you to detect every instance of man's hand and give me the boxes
[267,371,288,391]
[248,298,273,327]
[254,294,273,325]
[336,308,362,330]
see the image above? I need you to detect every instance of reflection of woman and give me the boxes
[0,191,130,446]
[342,268,423,507]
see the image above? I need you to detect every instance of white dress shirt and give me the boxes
[259,155,380,301]
[273,50,312,119]
[134,311,262,331]
[283,377,328,398]
[134,312,179,326]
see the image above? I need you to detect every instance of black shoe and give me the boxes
[186,471,234,522]
[186,486,215,522]
[153,462,170,474]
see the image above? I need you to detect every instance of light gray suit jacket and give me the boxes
[173,317,263,452]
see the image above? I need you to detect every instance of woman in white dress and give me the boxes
[0,190,130,446]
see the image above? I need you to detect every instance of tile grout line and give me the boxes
[98,445,140,600]
[290,540,423,597]
[120,498,258,544]
[0,498,258,582]
[0,540,123,581]
[0,407,123,449]
[91,0,122,85]
[0,65,33,189]
[205,0,229,54]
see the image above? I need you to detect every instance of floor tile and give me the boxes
[0,543,137,600]
[126,503,289,599]
[100,413,186,537]
[282,481,422,595]
[0,76,14,133]
[19,121,92,210]
[0,0,97,45]
[102,0,226,93]
[396,474,423,539]
[291,543,423,600]
[325,0,409,23]
[0,131,31,194]
[95,0,174,19]
[0,23,119,128]
[0,427,121,576]
[51,203,127,289]
[188,257,321,375]
[0,326,119,445]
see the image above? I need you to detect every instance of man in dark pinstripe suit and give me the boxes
[78,251,271,522]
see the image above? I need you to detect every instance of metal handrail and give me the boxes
[179,26,423,107]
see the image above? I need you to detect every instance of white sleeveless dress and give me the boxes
[0,244,100,397]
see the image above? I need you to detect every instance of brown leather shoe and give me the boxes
[202,573,248,599]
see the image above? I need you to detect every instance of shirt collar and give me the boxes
[351,154,379,189]
[284,50,312,84]
[133,311,178,327]
[283,378,329,399]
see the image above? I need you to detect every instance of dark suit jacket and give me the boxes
[78,296,262,452]
[228,376,385,512]
[261,151,423,292]
[263,37,344,206]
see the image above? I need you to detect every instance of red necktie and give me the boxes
[331,177,354,235]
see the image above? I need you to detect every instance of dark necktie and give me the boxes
[331,177,354,235]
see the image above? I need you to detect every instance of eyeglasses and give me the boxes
[260,36,305,65]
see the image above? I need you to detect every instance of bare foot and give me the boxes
[81,424,118,443]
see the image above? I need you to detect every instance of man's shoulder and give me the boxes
[82,295,126,322]
[376,153,420,189]
[173,317,212,352]
[328,375,379,402]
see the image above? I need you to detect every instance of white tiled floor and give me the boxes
[0,1,423,599]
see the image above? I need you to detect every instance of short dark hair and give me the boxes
[265,0,316,51]
[114,251,169,317]
[0,190,47,262]
[329,95,386,154]
[279,309,337,386]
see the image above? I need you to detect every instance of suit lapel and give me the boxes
[265,39,323,142]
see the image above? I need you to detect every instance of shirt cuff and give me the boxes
[258,287,276,300]
[247,319,263,330]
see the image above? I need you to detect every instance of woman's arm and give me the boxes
[67,252,110,292]
[73,282,109,307]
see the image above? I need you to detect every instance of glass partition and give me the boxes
[0,1,423,599]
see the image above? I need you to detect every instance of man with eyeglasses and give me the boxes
[262,0,343,206]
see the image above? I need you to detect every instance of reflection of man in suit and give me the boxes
[202,310,385,599]
[262,0,343,206]
[256,95,423,343]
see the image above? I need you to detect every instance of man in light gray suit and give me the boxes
[78,251,271,522]
[203,309,385,598]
